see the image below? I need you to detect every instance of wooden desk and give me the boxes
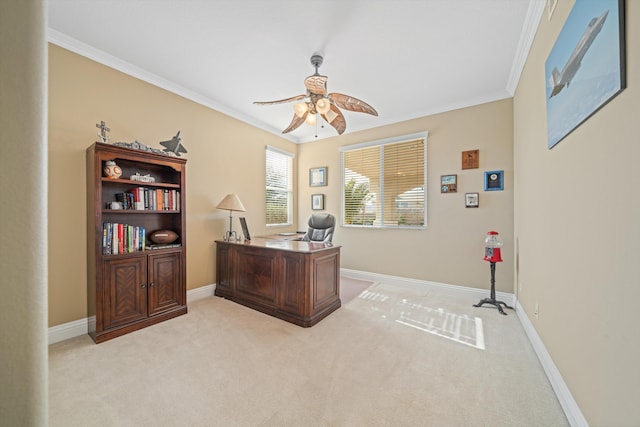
[215,239,341,327]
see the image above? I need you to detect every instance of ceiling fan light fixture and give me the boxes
[315,98,331,115]
[305,112,317,126]
[253,54,377,136]
[294,102,309,118]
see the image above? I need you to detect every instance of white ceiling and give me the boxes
[47,0,545,144]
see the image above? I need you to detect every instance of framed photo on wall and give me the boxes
[311,194,325,210]
[441,174,457,193]
[545,0,626,149]
[484,170,504,191]
[461,150,479,169]
[465,193,479,208]
[309,167,327,187]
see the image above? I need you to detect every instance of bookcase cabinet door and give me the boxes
[103,256,148,329]
[148,251,183,316]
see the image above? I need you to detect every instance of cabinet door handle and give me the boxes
[150,283,155,287]
[141,284,146,289]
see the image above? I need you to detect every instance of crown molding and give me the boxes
[506,0,546,95]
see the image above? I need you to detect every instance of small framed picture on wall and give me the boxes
[311,194,325,210]
[309,167,327,187]
[441,174,457,193]
[484,170,504,191]
[465,193,479,208]
[461,149,479,169]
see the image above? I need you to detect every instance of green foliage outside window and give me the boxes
[344,179,371,225]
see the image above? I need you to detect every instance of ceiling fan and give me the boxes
[254,54,378,135]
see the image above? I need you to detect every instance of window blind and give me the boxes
[265,146,293,226]
[341,134,426,228]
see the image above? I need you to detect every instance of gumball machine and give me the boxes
[483,231,503,263]
[474,231,513,315]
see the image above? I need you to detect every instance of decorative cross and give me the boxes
[96,120,111,143]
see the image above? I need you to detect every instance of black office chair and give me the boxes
[301,213,336,243]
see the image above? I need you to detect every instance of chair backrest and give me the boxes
[301,213,336,243]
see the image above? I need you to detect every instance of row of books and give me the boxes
[113,188,180,211]
[102,222,146,255]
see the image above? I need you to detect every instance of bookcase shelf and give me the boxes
[101,177,181,189]
[87,142,188,343]
[101,210,181,214]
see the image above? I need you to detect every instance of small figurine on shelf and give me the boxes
[96,120,110,143]
[160,131,187,157]
[130,172,155,183]
[103,160,122,179]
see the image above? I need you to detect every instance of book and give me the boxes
[101,222,146,254]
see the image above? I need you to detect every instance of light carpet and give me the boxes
[49,278,568,426]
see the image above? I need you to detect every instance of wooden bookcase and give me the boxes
[86,142,187,343]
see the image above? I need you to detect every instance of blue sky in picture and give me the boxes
[545,0,623,149]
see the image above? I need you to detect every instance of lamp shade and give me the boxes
[315,98,331,115]
[305,113,317,126]
[216,193,246,212]
[293,102,309,118]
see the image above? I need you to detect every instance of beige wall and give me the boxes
[513,0,640,425]
[0,0,48,424]
[298,100,514,290]
[49,45,515,327]
[48,44,297,326]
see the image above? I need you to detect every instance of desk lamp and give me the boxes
[216,194,246,241]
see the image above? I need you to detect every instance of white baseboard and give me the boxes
[48,284,216,345]
[340,268,516,306]
[515,299,588,427]
[187,283,215,302]
[48,317,93,345]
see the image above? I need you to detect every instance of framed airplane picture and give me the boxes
[545,0,625,149]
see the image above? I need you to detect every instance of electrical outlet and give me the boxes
[534,303,539,319]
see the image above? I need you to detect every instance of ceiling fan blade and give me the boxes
[329,93,378,116]
[282,112,307,134]
[304,75,328,95]
[254,94,306,105]
[322,105,346,135]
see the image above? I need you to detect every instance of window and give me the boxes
[340,132,427,228]
[265,146,294,226]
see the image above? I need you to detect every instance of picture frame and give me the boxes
[311,194,325,210]
[484,170,504,191]
[440,174,457,193]
[309,166,327,187]
[461,150,479,170]
[465,193,479,208]
[239,217,251,241]
[545,0,626,149]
